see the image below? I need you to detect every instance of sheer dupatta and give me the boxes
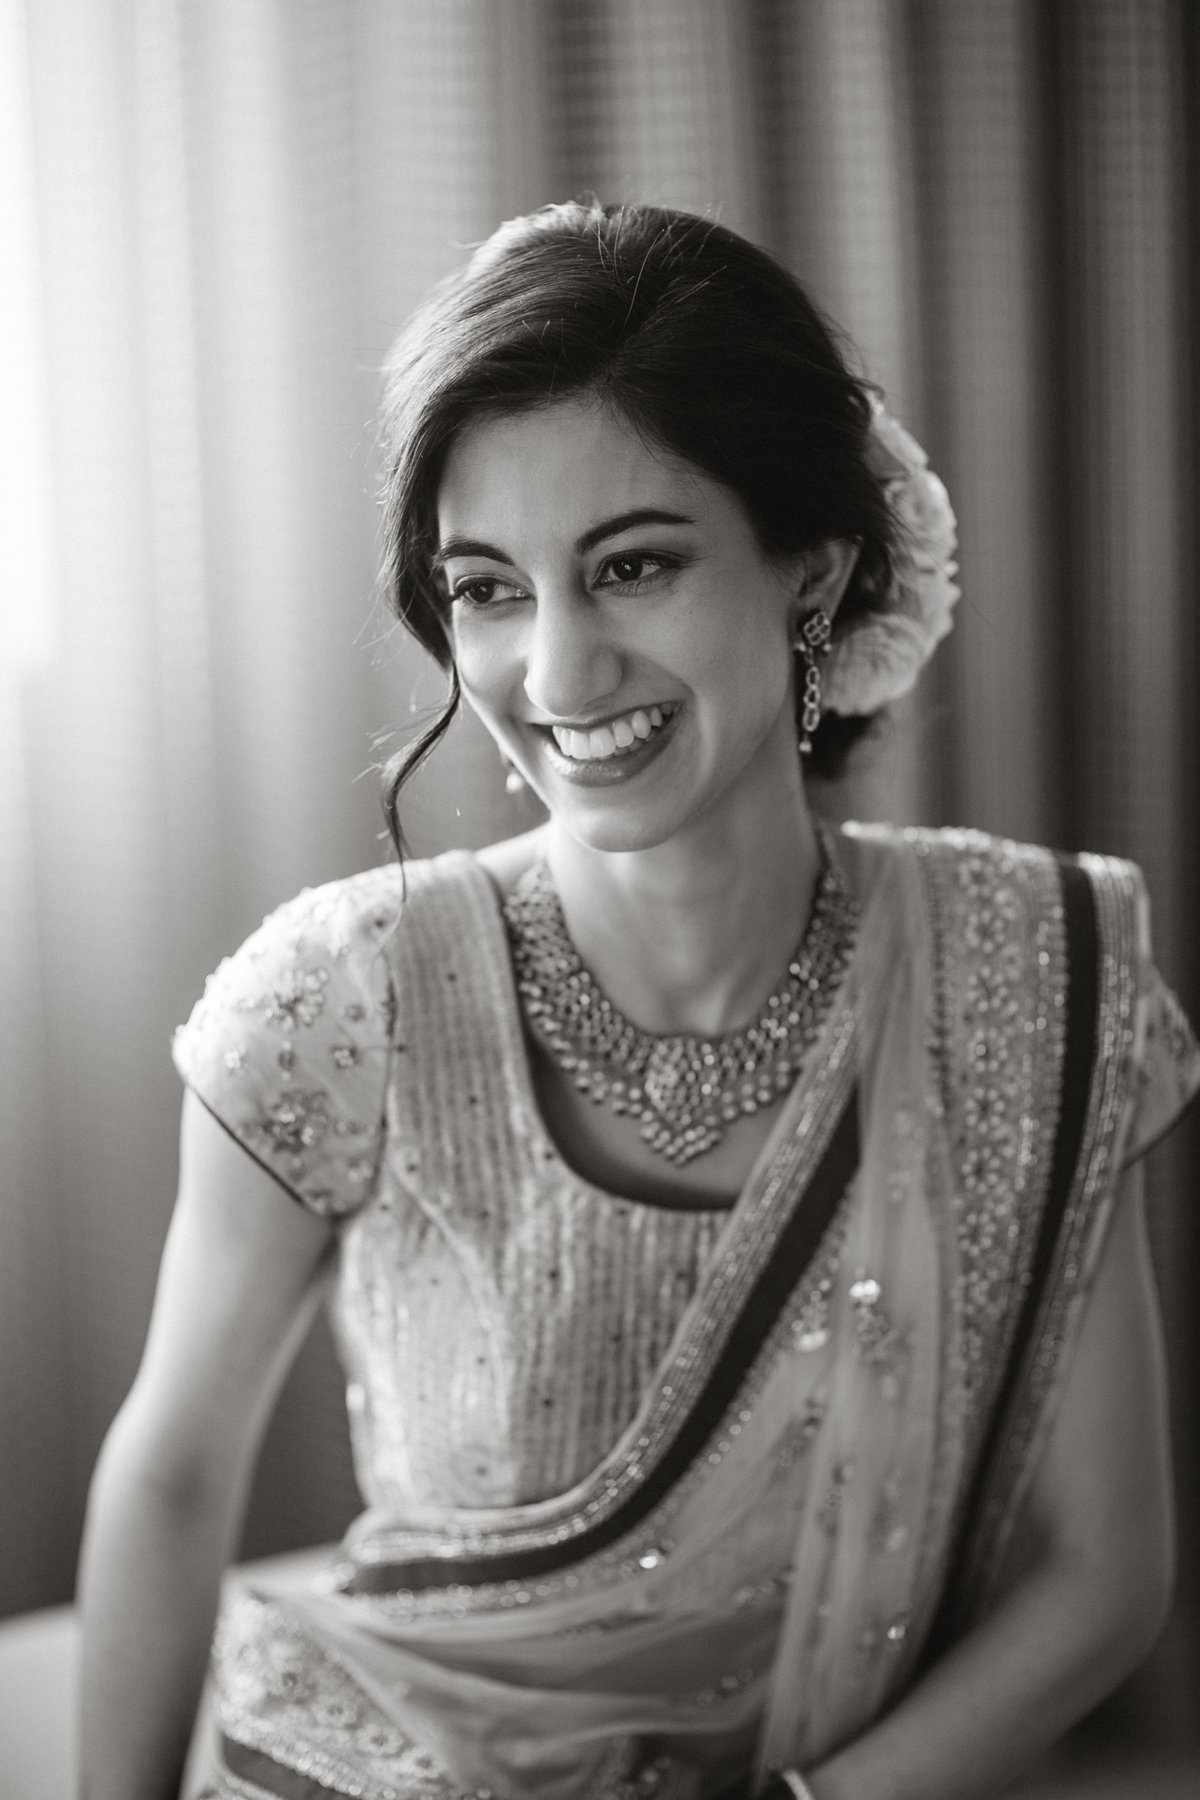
[760,833,1155,1778]
[754,837,962,1777]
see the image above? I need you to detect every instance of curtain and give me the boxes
[3,0,1195,1747]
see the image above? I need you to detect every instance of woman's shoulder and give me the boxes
[168,849,496,1219]
[843,820,1163,1018]
[218,844,511,962]
[172,847,511,1066]
[843,817,1105,869]
[842,820,1199,1161]
[290,826,545,938]
[840,819,1146,912]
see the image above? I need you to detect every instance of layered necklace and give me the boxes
[502,826,860,1167]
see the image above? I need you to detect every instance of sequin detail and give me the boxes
[171,869,400,1218]
[261,965,330,1030]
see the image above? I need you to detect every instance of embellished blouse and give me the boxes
[171,830,1199,1521]
[172,852,730,1511]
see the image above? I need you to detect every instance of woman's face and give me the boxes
[436,395,808,855]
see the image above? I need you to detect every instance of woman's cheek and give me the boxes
[453,619,510,711]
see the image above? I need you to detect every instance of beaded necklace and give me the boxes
[503,828,860,1166]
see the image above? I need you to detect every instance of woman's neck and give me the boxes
[543,771,824,1039]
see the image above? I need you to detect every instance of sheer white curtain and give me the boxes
[0,0,548,1610]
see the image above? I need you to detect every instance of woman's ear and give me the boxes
[794,539,860,624]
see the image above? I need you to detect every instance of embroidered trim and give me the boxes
[933,853,1140,1625]
[219,1589,661,1797]
[218,1595,463,1800]
[919,833,1068,1438]
[899,829,1069,1618]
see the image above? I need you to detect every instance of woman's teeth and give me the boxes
[550,705,669,762]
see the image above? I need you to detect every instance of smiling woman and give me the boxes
[376,205,901,847]
[77,201,1200,1800]
[438,401,840,850]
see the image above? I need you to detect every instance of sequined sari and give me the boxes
[175,828,1199,1800]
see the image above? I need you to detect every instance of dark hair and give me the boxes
[377,199,898,854]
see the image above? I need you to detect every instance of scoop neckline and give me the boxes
[449,830,873,1218]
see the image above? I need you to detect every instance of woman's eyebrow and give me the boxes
[432,536,508,568]
[434,509,695,569]
[575,509,695,555]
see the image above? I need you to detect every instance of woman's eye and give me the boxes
[596,552,677,590]
[449,575,521,610]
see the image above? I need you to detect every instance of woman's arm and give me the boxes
[77,1090,335,1800]
[806,1164,1174,1800]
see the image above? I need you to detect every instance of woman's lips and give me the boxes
[548,703,674,763]
[534,703,680,786]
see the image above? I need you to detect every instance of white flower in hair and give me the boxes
[822,397,960,716]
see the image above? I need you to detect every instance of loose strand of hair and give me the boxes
[380,666,462,865]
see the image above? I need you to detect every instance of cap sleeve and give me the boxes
[1122,881,1200,1166]
[171,868,401,1218]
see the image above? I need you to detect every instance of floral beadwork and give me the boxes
[262,965,331,1031]
[171,867,400,1220]
[254,1087,333,1159]
[217,1591,469,1799]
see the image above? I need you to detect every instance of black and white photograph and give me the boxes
[1,6,1197,1800]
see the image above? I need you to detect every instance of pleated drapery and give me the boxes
[3,0,1196,1741]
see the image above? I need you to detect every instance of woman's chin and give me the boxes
[531,770,700,856]
[542,795,692,857]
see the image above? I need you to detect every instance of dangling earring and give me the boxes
[793,607,832,755]
[502,755,526,796]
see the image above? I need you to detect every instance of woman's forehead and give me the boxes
[436,397,716,546]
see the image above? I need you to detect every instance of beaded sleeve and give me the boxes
[171,867,402,1219]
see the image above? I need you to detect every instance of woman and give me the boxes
[79,202,1200,1800]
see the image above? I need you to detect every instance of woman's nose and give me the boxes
[521,590,623,720]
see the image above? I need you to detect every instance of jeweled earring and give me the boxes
[793,607,832,755]
[502,755,526,796]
